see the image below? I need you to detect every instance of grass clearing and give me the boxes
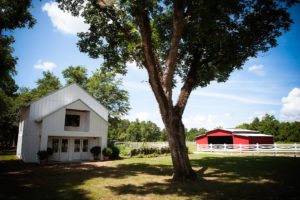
[0,153,299,199]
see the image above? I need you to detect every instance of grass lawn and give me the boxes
[0,150,16,161]
[1,153,300,200]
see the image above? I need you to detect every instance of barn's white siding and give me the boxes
[17,83,108,162]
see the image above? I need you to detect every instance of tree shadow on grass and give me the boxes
[0,159,173,200]
[1,156,299,200]
[106,156,300,200]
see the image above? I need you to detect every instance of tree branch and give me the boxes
[135,3,169,119]
[163,0,185,98]
[175,52,200,115]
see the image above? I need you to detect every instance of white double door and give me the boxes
[50,138,90,161]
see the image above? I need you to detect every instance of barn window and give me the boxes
[65,114,80,127]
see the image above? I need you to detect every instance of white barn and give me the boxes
[16,83,108,163]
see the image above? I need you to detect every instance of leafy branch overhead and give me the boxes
[58,0,297,113]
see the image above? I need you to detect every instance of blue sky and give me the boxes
[12,0,300,129]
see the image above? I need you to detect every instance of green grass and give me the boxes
[1,153,300,200]
[0,150,16,161]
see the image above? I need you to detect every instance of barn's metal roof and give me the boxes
[234,133,273,137]
[220,128,260,133]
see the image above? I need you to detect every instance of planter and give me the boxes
[103,156,109,161]
[39,159,47,165]
[93,155,100,161]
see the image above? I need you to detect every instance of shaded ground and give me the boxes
[0,154,299,200]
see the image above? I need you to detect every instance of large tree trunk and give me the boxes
[165,110,197,182]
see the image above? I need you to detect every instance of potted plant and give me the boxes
[47,147,53,158]
[102,147,112,161]
[90,146,101,161]
[37,150,48,164]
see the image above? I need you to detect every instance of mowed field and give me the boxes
[1,152,300,200]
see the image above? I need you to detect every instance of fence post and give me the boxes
[294,143,297,157]
[274,143,277,156]
[224,143,227,151]
[256,143,259,152]
[209,143,212,152]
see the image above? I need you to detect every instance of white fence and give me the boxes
[113,142,300,156]
[196,143,300,155]
[114,141,195,148]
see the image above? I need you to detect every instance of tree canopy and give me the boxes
[0,0,35,148]
[62,65,88,86]
[237,114,300,142]
[0,0,35,83]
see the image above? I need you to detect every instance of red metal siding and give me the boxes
[233,135,249,144]
[248,136,274,144]
[196,136,207,144]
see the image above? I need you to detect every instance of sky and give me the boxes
[11,0,300,130]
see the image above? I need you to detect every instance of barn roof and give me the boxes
[234,133,273,137]
[219,128,260,133]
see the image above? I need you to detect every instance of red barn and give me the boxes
[196,128,274,145]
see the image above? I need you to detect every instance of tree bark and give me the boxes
[164,109,197,182]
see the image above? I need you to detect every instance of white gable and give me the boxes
[28,83,108,122]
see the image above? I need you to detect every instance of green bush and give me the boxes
[109,145,120,159]
[90,146,101,156]
[117,145,131,157]
[102,147,113,157]
[47,147,53,156]
[37,150,48,161]
[130,146,170,157]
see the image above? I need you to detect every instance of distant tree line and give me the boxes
[236,114,300,142]
[109,119,206,142]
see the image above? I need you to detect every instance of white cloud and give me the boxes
[192,91,280,105]
[34,60,56,71]
[183,114,225,130]
[248,64,265,76]
[135,112,150,121]
[280,88,300,121]
[42,2,89,35]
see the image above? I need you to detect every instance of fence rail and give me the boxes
[196,143,300,155]
[114,141,195,148]
[113,142,300,156]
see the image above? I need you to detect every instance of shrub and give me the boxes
[47,147,53,156]
[109,146,120,159]
[90,146,101,156]
[102,147,113,157]
[37,150,48,161]
[130,146,171,157]
[160,147,170,154]
[117,145,131,157]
